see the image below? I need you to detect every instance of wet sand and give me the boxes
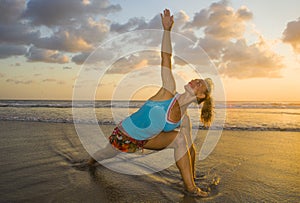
[0,121,299,202]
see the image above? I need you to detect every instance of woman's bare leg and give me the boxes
[143,130,208,197]
[189,144,196,179]
[88,143,119,165]
[181,115,196,179]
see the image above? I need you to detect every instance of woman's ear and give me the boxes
[197,92,206,99]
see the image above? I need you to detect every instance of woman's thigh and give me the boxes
[143,130,180,150]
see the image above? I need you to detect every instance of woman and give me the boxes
[89,9,214,197]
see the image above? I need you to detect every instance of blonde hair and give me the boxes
[197,78,214,127]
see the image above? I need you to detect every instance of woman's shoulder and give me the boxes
[149,87,175,101]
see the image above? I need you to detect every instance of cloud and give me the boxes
[33,17,110,52]
[10,62,21,67]
[178,1,282,78]
[203,1,252,40]
[42,78,56,82]
[71,52,91,65]
[34,30,93,52]
[198,36,228,60]
[0,44,27,59]
[77,17,110,44]
[26,46,69,64]
[0,0,26,24]
[71,45,116,65]
[236,6,253,21]
[57,80,66,85]
[107,52,159,74]
[42,78,66,85]
[6,78,34,85]
[0,0,285,79]
[110,17,147,33]
[0,1,40,45]
[0,0,120,61]
[24,0,121,27]
[79,1,283,79]
[185,9,209,29]
[282,17,300,54]
[0,23,40,45]
[219,38,283,78]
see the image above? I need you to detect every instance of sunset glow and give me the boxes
[0,0,299,101]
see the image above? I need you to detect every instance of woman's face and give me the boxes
[185,79,207,99]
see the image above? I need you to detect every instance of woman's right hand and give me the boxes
[161,9,174,31]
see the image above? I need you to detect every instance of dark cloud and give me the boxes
[0,0,120,60]
[71,52,91,65]
[0,23,40,44]
[282,17,300,54]
[0,44,27,59]
[26,46,69,64]
[0,0,26,24]
[24,0,121,27]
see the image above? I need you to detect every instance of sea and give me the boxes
[0,100,299,202]
[0,100,300,132]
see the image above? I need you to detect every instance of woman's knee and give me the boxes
[172,131,188,148]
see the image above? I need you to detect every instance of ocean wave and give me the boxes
[0,117,299,132]
[1,100,300,109]
[0,101,143,108]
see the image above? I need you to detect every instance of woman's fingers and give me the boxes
[163,9,170,16]
[161,9,173,30]
[164,9,170,16]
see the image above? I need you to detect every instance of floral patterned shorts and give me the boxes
[109,127,148,153]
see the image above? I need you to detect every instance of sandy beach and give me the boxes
[0,120,299,202]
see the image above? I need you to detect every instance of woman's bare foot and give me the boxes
[185,186,209,197]
[87,158,97,166]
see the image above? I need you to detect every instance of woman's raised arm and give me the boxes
[160,9,176,95]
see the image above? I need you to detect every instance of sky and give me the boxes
[0,0,299,101]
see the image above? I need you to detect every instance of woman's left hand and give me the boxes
[161,9,174,31]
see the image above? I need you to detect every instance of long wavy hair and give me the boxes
[196,78,214,127]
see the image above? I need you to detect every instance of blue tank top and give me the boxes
[121,94,182,140]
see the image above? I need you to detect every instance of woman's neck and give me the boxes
[176,92,196,112]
